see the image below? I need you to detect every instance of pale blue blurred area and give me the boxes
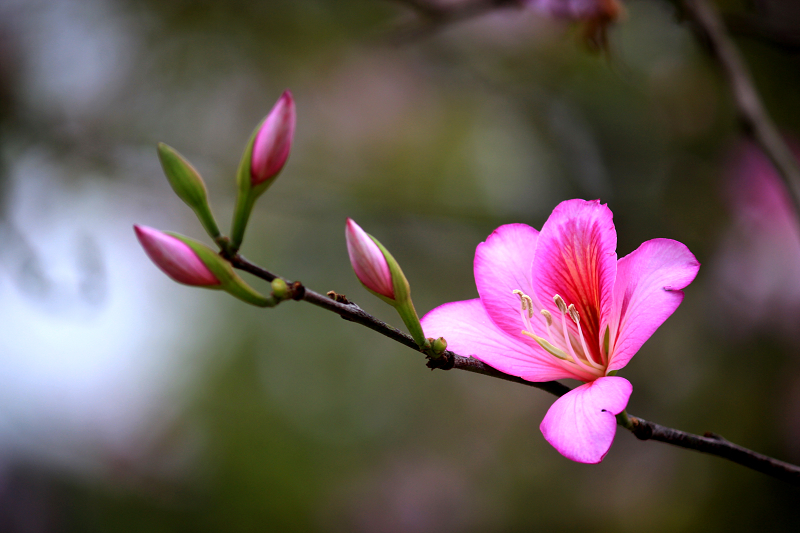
[0,0,799,531]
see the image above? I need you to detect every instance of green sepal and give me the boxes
[394,298,426,348]
[157,143,221,240]
[229,117,282,252]
[616,409,633,430]
[166,232,271,307]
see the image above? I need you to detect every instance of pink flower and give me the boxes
[526,0,624,50]
[421,199,699,463]
[134,225,221,286]
[712,140,800,336]
[527,0,621,21]
[251,90,296,186]
[345,218,395,300]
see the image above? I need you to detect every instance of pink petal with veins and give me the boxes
[608,238,700,371]
[531,199,617,365]
[474,223,541,340]
[421,299,575,381]
[540,376,632,464]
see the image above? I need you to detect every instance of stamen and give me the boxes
[567,303,579,324]
[567,304,603,369]
[522,296,533,319]
[540,309,558,347]
[555,297,599,375]
[553,294,568,314]
[513,290,534,330]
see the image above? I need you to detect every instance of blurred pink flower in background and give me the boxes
[712,140,800,337]
[526,0,624,49]
[527,0,621,21]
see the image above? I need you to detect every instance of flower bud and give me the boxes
[230,91,297,251]
[432,337,448,354]
[345,218,395,300]
[251,90,296,186]
[134,225,271,306]
[135,225,220,286]
[157,143,221,240]
[345,218,427,348]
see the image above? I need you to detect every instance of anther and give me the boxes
[523,296,533,318]
[514,290,534,319]
[568,303,580,324]
[541,309,553,326]
[553,294,568,314]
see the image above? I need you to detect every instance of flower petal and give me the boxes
[608,238,700,371]
[421,299,576,381]
[531,199,617,363]
[474,223,541,339]
[540,376,632,464]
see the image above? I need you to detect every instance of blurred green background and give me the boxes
[1,0,799,531]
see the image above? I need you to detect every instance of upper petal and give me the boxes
[608,238,700,371]
[474,223,541,339]
[531,199,617,362]
[539,376,632,464]
[421,299,576,382]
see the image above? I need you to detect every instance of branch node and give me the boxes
[426,350,456,370]
[290,281,305,300]
[629,416,653,441]
[327,291,351,304]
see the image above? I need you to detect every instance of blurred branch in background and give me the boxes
[673,0,800,233]
[725,12,800,52]
[229,253,800,486]
[386,0,525,41]
[390,0,800,230]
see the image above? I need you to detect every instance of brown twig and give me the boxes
[230,254,800,486]
[672,0,800,229]
[630,417,800,485]
[230,254,571,396]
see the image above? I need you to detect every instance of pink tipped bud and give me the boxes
[250,90,296,186]
[134,225,220,286]
[345,218,394,300]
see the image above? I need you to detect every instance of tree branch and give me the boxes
[229,254,800,486]
[630,418,800,485]
[672,0,800,230]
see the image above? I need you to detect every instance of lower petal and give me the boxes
[539,376,632,464]
[421,299,577,382]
